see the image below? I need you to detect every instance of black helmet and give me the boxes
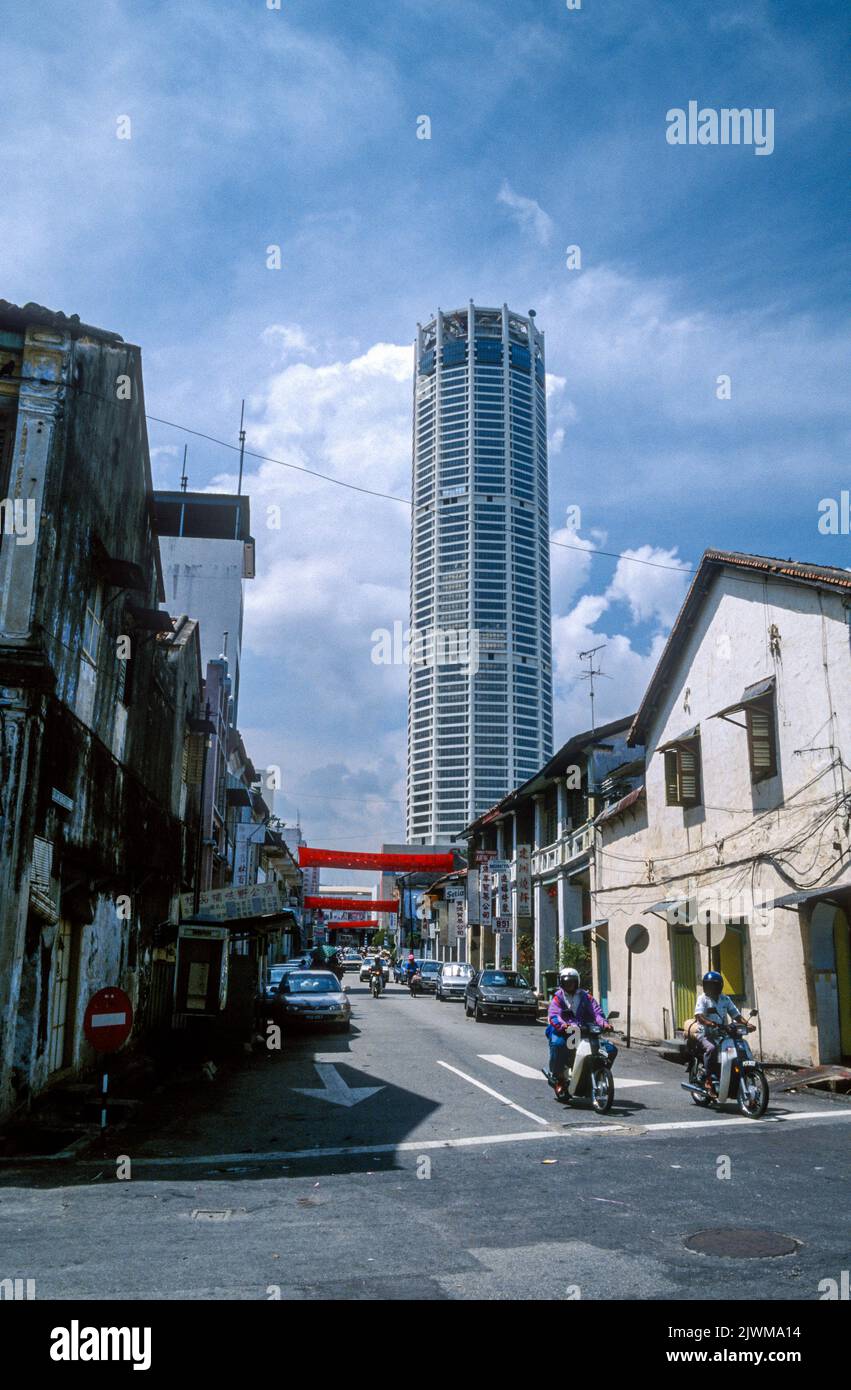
[702,970,723,986]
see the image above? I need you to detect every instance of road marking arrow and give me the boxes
[292,1062,384,1108]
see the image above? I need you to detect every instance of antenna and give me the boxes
[578,643,610,738]
[235,399,246,540]
[180,444,188,493]
[237,399,246,496]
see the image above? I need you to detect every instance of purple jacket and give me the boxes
[548,987,607,1032]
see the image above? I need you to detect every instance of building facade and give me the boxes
[0,300,203,1120]
[593,550,851,1066]
[407,302,553,844]
[154,491,255,728]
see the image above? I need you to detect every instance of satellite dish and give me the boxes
[625,924,650,954]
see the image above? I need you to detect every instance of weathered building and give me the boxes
[462,719,644,984]
[0,300,202,1120]
[593,550,851,1065]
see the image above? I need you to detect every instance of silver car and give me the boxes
[274,970,352,1032]
[435,961,474,1001]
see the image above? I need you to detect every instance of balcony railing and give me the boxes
[530,821,594,877]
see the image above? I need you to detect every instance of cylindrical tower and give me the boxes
[406,302,553,843]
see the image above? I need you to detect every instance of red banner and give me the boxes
[299,847,454,873]
[304,897,398,913]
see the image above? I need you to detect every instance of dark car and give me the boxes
[436,961,474,1001]
[465,969,536,1022]
[417,960,442,994]
[272,970,351,1032]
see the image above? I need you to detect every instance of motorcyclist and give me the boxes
[405,952,417,983]
[694,970,755,1098]
[368,955,384,994]
[546,967,616,1098]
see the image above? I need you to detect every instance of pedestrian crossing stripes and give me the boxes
[477,1054,663,1088]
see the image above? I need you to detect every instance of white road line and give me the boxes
[477,1054,543,1080]
[70,1107,851,1169]
[436,1060,551,1125]
[477,1054,662,1089]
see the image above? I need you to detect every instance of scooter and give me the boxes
[370,968,384,998]
[681,1012,768,1118]
[408,970,422,998]
[543,1012,619,1115]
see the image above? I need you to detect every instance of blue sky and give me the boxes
[3,0,848,849]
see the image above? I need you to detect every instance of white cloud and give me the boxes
[497,180,555,246]
[605,546,691,627]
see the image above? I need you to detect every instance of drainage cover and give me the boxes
[685,1228,799,1258]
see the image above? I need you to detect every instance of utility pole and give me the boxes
[179,445,189,493]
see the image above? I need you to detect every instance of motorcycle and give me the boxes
[370,968,383,998]
[408,970,422,997]
[681,1011,768,1118]
[543,1012,619,1115]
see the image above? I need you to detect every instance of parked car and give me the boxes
[272,970,351,1032]
[464,969,537,1022]
[435,961,474,1001]
[263,961,304,1001]
[393,958,409,983]
[415,960,440,994]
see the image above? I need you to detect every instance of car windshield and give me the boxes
[285,973,339,993]
[442,965,470,977]
[269,967,288,980]
[481,971,528,988]
[421,962,440,973]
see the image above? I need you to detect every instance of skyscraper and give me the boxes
[406,302,553,844]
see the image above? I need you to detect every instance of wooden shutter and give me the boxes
[664,749,679,805]
[678,740,701,806]
[746,702,776,782]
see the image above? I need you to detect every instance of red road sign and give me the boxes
[83,988,133,1053]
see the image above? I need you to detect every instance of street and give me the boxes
[2,980,849,1302]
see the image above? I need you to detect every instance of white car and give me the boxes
[359,956,390,982]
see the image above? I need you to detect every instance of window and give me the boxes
[663,738,702,807]
[81,582,104,665]
[746,701,777,783]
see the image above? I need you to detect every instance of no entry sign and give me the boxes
[83,988,133,1053]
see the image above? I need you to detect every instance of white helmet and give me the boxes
[559,967,581,988]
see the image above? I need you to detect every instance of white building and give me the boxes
[592,550,851,1066]
[154,491,255,725]
[407,303,553,844]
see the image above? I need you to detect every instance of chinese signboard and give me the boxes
[516,844,532,917]
[180,881,282,922]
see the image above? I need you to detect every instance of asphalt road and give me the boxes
[2,978,850,1301]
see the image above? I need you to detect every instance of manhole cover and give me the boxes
[685,1228,799,1258]
[191,1209,232,1222]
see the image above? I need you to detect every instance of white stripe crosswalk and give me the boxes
[478,1053,662,1089]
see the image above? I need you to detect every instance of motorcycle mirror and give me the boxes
[607,1010,620,1020]
[749,1010,758,1018]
